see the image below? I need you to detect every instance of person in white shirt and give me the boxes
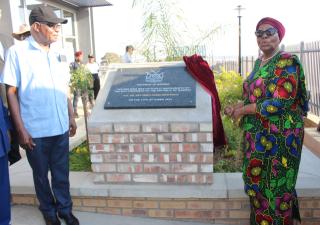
[122,45,134,63]
[86,54,100,100]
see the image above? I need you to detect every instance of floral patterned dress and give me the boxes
[242,51,309,225]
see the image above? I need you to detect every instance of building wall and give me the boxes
[0,0,14,46]
[76,7,93,63]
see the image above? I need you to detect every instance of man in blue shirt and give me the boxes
[2,6,78,225]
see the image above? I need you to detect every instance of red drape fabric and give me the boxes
[183,54,227,148]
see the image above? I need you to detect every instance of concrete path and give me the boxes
[12,205,213,225]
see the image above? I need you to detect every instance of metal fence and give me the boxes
[204,41,320,117]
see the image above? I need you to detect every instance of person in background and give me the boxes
[12,24,30,41]
[70,51,83,118]
[122,45,134,63]
[2,5,78,225]
[86,54,100,100]
[225,17,308,225]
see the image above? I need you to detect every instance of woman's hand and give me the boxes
[232,108,243,122]
[224,106,234,117]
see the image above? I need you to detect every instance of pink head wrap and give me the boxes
[256,17,285,41]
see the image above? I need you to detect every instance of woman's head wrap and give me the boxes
[256,17,285,41]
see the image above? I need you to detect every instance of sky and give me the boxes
[92,0,320,61]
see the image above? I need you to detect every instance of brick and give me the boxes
[83,198,107,207]
[200,164,214,173]
[88,134,101,144]
[133,201,158,209]
[72,198,82,207]
[175,210,214,219]
[104,153,129,162]
[160,201,186,209]
[200,123,212,132]
[300,200,320,209]
[300,209,313,218]
[114,123,140,133]
[115,144,143,153]
[185,133,212,142]
[122,209,147,216]
[172,164,198,173]
[170,123,199,132]
[93,174,105,183]
[159,174,176,183]
[88,124,113,133]
[133,174,158,183]
[200,143,214,152]
[171,143,198,152]
[215,219,250,225]
[148,209,173,218]
[117,164,143,173]
[312,210,320,218]
[90,154,103,163]
[102,134,129,144]
[107,199,132,208]
[96,208,121,215]
[73,206,96,212]
[144,144,170,153]
[144,164,170,173]
[12,195,35,205]
[155,153,170,163]
[92,163,116,172]
[130,134,156,143]
[90,144,115,153]
[106,174,131,182]
[142,123,169,132]
[229,210,251,219]
[158,133,184,142]
[187,201,213,209]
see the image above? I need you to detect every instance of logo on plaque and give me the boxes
[145,70,164,83]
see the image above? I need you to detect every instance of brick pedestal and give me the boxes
[88,122,213,184]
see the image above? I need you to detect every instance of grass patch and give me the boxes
[69,141,91,171]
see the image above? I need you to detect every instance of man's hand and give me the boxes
[232,108,243,122]
[69,117,77,137]
[18,128,36,150]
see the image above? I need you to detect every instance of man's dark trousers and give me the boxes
[0,155,10,225]
[26,132,72,218]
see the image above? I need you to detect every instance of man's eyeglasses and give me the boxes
[255,27,277,38]
[39,22,61,30]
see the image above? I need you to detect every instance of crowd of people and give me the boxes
[0,3,319,225]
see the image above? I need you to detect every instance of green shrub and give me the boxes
[69,142,91,171]
[214,68,244,172]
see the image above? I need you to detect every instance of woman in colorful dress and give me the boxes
[225,17,309,225]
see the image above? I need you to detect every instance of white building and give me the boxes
[0,0,111,62]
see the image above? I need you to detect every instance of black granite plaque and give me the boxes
[104,66,196,109]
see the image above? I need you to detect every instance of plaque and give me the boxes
[104,66,196,109]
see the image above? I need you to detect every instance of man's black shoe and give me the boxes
[43,216,61,225]
[59,213,80,225]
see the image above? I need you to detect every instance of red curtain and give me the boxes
[183,54,227,148]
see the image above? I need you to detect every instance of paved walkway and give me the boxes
[12,205,213,225]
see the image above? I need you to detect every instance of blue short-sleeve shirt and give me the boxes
[1,36,70,138]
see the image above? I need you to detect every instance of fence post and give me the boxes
[300,41,305,64]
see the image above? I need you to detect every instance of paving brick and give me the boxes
[106,174,131,182]
[92,163,116,172]
[102,134,129,144]
[107,199,132,208]
[170,123,199,132]
[96,207,121,215]
[160,201,186,209]
[130,134,157,143]
[114,123,140,133]
[133,200,158,209]
[82,198,107,207]
[133,174,158,183]
[122,209,148,216]
[158,133,184,142]
[148,209,174,218]
[142,123,169,132]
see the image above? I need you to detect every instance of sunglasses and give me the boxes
[255,27,277,38]
[38,22,61,30]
